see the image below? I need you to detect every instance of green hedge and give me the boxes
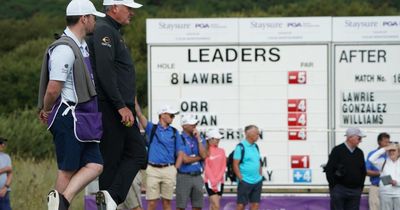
[0,109,54,159]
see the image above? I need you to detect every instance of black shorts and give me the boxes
[50,104,103,171]
[205,183,224,196]
[237,180,262,204]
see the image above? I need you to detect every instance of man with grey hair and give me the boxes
[326,127,367,210]
[233,125,263,210]
[86,0,146,210]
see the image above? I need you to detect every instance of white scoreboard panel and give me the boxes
[334,44,400,158]
[333,17,400,168]
[147,16,400,186]
[149,44,329,185]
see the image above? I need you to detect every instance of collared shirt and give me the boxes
[87,15,136,110]
[145,122,179,164]
[366,148,386,186]
[177,132,206,173]
[233,139,262,184]
[48,27,89,102]
[344,141,356,153]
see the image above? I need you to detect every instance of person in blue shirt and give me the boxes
[233,125,263,210]
[135,101,180,210]
[175,114,207,210]
[366,132,390,210]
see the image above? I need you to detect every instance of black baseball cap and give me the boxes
[0,137,8,144]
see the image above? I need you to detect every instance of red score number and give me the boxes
[287,99,307,112]
[288,128,307,140]
[291,155,310,168]
[288,71,307,84]
[288,113,307,126]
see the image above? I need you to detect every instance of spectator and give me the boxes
[0,137,12,210]
[369,143,400,210]
[326,127,367,210]
[117,171,144,210]
[175,114,207,210]
[366,132,390,210]
[233,125,263,210]
[135,100,180,210]
[204,128,226,210]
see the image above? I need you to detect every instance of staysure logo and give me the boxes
[344,20,379,28]
[158,22,191,31]
[250,21,283,30]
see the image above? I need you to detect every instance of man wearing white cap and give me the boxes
[325,127,367,210]
[86,0,146,209]
[175,114,207,210]
[37,0,105,209]
[134,101,180,210]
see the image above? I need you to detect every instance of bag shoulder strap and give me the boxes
[149,124,158,147]
[180,135,187,146]
[238,143,245,164]
[238,143,261,164]
[381,158,387,172]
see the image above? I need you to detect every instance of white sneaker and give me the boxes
[96,190,117,210]
[47,190,60,210]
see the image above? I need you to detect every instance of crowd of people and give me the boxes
[33,0,400,210]
[326,128,400,210]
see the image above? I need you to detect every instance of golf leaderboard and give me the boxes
[146,16,400,186]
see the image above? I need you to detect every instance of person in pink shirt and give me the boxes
[204,128,226,210]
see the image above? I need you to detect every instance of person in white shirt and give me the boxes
[369,143,400,210]
[38,1,105,209]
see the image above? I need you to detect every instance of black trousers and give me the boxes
[330,184,362,210]
[98,101,146,204]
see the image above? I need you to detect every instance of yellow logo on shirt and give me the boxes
[101,37,111,47]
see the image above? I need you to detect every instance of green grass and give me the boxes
[11,158,84,210]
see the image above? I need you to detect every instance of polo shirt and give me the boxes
[145,122,179,164]
[49,27,89,103]
[233,139,262,184]
[177,132,206,173]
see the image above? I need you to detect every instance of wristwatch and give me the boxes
[4,184,9,189]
